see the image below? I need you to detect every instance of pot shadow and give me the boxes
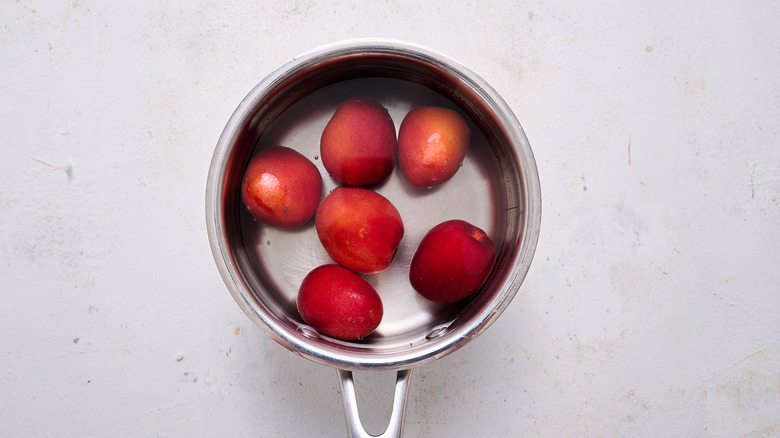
[226,327,345,436]
[225,323,413,436]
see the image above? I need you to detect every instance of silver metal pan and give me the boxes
[206,39,541,437]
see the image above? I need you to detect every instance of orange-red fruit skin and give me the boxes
[240,146,323,229]
[398,106,470,189]
[409,219,496,303]
[320,98,397,186]
[315,186,404,274]
[297,264,383,340]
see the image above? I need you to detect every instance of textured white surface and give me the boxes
[2,1,779,437]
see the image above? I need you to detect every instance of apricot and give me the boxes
[240,146,322,229]
[315,186,404,274]
[398,106,470,189]
[320,98,397,186]
[297,264,383,340]
[409,219,496,303]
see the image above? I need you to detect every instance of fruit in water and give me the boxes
[297,264,383,340]
[320,98,397,186]
[398,106,470,189]
[315,186,404,274]
[240,146,322,229]
[409,219,496,303]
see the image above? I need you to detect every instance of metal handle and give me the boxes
[338,369,413,438]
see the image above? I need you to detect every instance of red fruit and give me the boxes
[315,186,404,274]
[398,106,470,189]
[297,264,383,340]
[409,219,496,303]
[320,98,397,186]
[241,146,322,229]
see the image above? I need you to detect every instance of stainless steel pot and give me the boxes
[206,39,541,438]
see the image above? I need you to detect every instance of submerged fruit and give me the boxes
[240,146,322,229]
[409,219,496,303]
[398,106,470,189]
[315,186,404,274]
[320,98,397,186]
[297,264,383,340]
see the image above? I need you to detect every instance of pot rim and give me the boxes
[206,38,541,371]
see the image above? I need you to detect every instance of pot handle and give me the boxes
[338,368,413,438]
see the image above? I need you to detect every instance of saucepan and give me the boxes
[206,39,541,437]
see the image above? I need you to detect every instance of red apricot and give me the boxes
[297,264,383,340]
[398,106,470,189]
[240,146,322,229]
[409,219,496,303]
[320,98,397,186]
[315,186,404,274]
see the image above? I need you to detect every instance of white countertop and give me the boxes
[2,2,778,437]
